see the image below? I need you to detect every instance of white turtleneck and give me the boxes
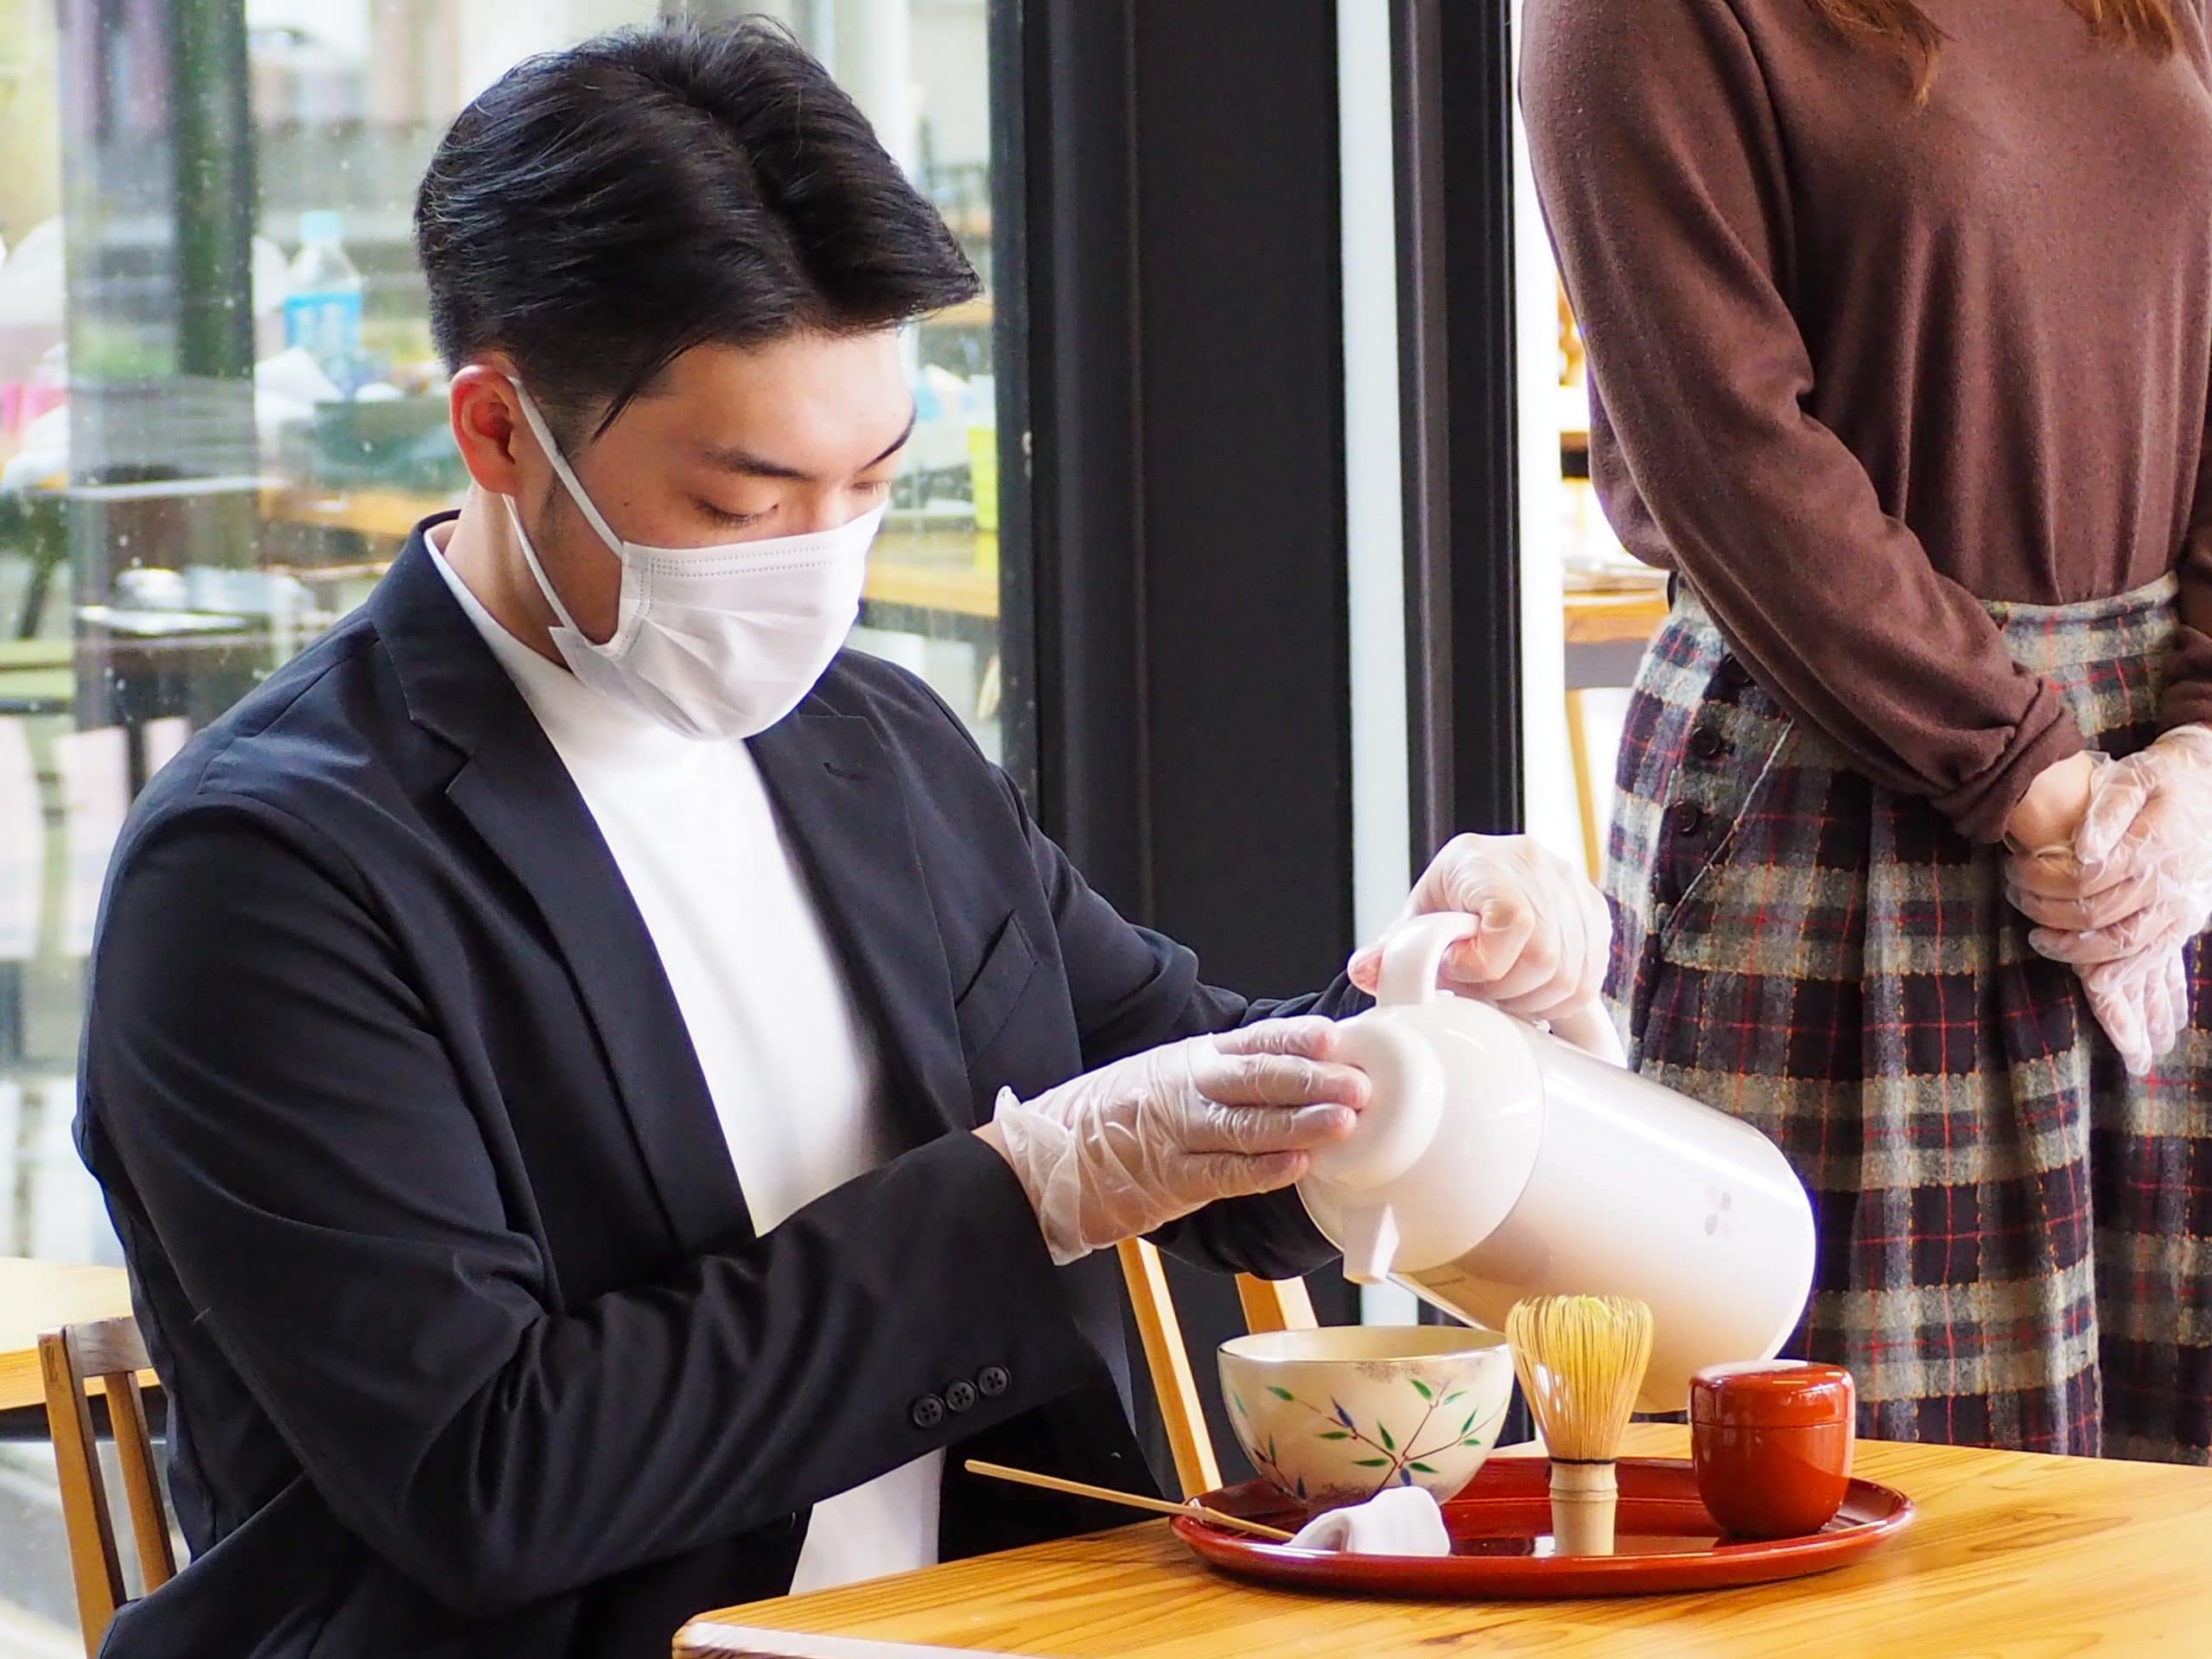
[425,525,942,1592]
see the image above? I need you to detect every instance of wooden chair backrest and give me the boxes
[39,1315,175,1656]
[35,1270,1306,1637]
[1116,1240,1317,1499]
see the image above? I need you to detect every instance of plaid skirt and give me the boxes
[1605,575,2210,1464]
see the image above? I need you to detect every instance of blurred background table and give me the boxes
[1562,580,1670,880]
[0,1258,136,1414]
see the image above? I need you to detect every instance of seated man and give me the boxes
[77,20,1609,1659]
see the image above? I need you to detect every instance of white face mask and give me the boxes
[505,382,883,741]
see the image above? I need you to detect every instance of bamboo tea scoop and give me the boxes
[963,1459,1297,1541]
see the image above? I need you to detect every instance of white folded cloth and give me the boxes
[1287,1484,1452,1555]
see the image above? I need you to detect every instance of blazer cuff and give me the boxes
[879,1132,1104,1438]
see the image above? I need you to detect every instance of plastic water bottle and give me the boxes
[283,210,363,388]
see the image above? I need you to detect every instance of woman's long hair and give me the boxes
[1809,0,2179,99]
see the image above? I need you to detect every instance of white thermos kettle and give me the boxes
[1299,912,1817,1411]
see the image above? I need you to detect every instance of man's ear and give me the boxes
[449,359,528,497]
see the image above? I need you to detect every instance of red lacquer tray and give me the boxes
[1171,1456,1912,1598]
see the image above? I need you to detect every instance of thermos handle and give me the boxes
[1373,912,1478,1007]
[1374,911,1627,1066]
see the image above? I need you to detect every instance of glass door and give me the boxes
[1504,0,1665,887]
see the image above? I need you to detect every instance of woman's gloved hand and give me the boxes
[2074,940,2192,1079]
[987,1020,1369,1266]
[1346,834,1612,1026]
[2005,727,2212,1075]
[2008,726,2212,963]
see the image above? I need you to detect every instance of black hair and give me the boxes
[414,18,979,445]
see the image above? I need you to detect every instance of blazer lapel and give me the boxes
[445,746,751,1254]
[372,531,748,1256]
[747,703,972,1150]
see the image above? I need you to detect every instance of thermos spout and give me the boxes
[1338,1202,1402,1285]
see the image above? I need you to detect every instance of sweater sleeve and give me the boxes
[1521,0,2083,841]
[2163,391,2212,728]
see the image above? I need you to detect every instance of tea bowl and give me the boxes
[1218,1325,1514,1512]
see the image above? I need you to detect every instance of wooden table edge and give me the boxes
[674,1427,2212,1657]
[0,1352,161,1415]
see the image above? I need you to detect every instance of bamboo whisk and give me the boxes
[1506,1294,1655,1556]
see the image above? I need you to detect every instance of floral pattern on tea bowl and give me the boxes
[1218,1325,1515,1511]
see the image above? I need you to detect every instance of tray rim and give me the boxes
[1170,1455,1915,1599]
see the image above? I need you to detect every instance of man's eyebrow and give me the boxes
[868,407,920,468]
[696,406,919,480]
[695,444,809,480]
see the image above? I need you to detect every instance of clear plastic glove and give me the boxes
[990,1019,1369,1266]
[2075,938,2192,1078]
[1286,1484,1452,1555]
[2004,728,2212,1076]
[1345,833,1611,1024]
[2008,727,2212,964]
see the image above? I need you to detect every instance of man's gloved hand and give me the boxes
[988,1019,1368,1266]
[1347,834,1612,1027]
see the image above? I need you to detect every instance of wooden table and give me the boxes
[677,1424,2212,1657]
[0,1258,136,1413]
[1561,584,1669,648]
[0,636,76,713]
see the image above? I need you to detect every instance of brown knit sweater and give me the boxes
[1522,0,2212,841]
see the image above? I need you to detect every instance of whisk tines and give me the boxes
[1506,1294,1655,1556]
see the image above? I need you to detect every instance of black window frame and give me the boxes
[1001,0,1524,1485]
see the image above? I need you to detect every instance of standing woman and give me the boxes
[1522,0,2212,1463]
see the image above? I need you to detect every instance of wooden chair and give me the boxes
[40,1315,175,1656]
[1116,1239,1316,1499]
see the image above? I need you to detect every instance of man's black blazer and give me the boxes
[77,517,1361,1658]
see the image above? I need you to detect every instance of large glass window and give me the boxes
[1506,0,1668,891]
[0,0,1013,1637]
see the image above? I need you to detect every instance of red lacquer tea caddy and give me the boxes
[1689,1360,1856,1540]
